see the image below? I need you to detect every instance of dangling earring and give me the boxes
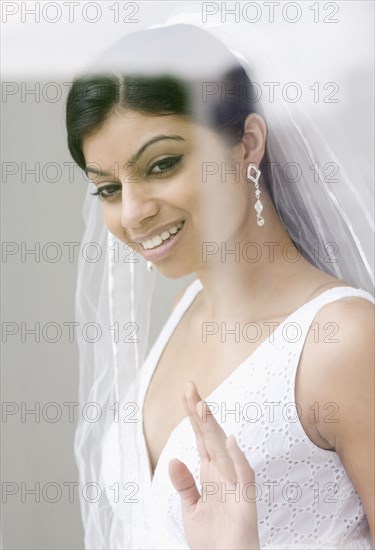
[247,163,264,227]
[147,261,154,272]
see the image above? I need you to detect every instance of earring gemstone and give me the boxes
[255,200,263,213]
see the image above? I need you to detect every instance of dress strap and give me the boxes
[304,285,374,308]
[139,278,203,386]
[275,285,375,354]
[293,285,374,330]
[171,277,203,319]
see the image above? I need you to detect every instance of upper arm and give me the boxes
[300,297,375,540]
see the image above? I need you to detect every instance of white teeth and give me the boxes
[140,221,184,250]
[151,235,163,247]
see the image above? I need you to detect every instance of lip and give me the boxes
[131,219,186,243]
[138,220,186,262]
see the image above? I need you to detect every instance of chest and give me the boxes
[142,308,327,477]
[143,326,259,464]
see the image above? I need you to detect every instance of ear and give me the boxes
[241,113,267,166]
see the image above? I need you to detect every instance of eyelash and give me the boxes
[90,155,183,200]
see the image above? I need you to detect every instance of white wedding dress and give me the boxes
[102,278,374,549]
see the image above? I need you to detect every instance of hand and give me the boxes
[169,381,260,550]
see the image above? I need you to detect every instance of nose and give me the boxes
[120,180,158,230]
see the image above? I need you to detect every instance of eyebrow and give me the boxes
[84,134,185,177]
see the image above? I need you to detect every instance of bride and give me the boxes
[65,18,374,550]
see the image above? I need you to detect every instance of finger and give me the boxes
[186,382,228,454]
[196,399,237,480]
[183,382,209,461]
[168,458,201,516]
[226,435,255,485]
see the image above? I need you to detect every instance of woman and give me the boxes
[66,18,374,550]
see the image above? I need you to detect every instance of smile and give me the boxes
[137,220,186,262]
[139,221,185,249]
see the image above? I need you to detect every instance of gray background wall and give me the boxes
[1,2,373,548]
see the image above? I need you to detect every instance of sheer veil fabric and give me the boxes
[69,8,374,548]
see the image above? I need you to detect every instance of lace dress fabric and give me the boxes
[101,278,374,549]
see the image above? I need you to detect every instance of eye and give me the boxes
[90,183,122,200]
[148,155,183,176]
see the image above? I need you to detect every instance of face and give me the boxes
[82,109,256,279]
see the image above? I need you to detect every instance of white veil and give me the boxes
[67,9,374,549]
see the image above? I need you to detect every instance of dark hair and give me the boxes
[65,24,271,192]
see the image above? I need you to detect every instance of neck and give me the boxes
[194,206,315,321]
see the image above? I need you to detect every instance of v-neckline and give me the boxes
[138,280,352,485]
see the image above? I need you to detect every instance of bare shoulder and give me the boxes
[300,286,374,384]
[308,290,374,356]
[299,272,374,358]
